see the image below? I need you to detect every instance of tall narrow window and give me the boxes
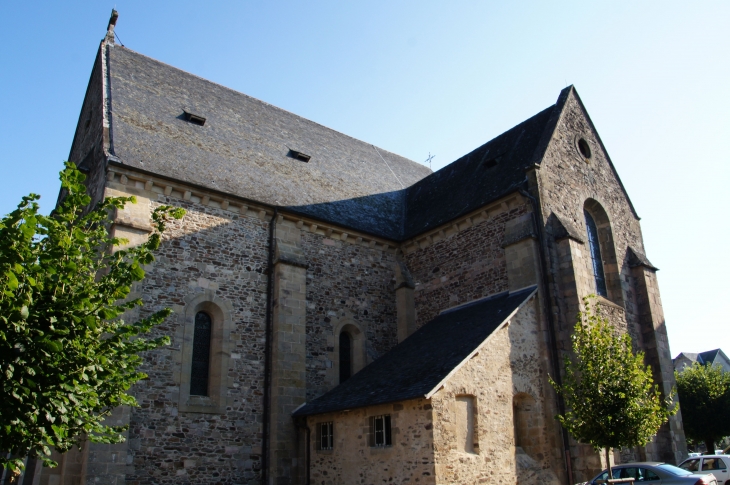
[455,395,478,454]
[339,331,352,383]
[317,422,333,450]
[369,415,392,447]
[190,311,212,396]
[584,210,608,297]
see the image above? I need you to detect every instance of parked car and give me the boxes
[679,455,730,484]
[578,462,717,484]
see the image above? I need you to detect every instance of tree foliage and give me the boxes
[551,296,675,477]
[675,362,730,453]
[0,163,184,472]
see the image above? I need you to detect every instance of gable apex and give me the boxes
[547,86,641,221]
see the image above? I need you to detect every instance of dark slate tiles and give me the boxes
[106,45,560,240]
[403,107,554,239]
[293,286,537,416]
[106,45,431,239]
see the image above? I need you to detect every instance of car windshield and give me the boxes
[658,463,691,476]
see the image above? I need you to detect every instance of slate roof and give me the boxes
[102,44,569,240]
[106,45,431,239]
[293,286,537,417]
[698,349,727,366]
[676,352,699,364]
[103,45,635,239]
[403,107,554,238]
[674,349,730,369]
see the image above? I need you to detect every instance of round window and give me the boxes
[578,138,592,159]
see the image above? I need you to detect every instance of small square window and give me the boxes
[318,422,333,450]
[369,415,392,447]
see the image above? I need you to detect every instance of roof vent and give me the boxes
[182,109,206,126]
[287,149,311,163]
[484,158,499,169]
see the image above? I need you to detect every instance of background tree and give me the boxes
[0,163,184,473]
[551,296,675,480]
[675,362,730,454]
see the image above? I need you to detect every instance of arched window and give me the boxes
[339,331,352,383]
[190,311,212,396]
[584,210,608,297]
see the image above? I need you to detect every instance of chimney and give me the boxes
[105,9,119,44]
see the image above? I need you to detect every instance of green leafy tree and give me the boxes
[0,162,184,473]
[675,362,730,454]
[550,296,675,480]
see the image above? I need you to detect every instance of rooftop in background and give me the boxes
[674,348,730,373]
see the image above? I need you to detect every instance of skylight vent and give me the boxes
[183,109,206,126]
[481,150,504,169]
[484,158,499,169]
[287,149,311,163]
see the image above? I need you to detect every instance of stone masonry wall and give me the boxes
[307,399,435,485]
[104,178,271,485]
[300,230,399,402]
[537,89,686,477]
[538,91,645,345]
[55,171,407,484]
[431,298,561,484]
[404,203,529,328]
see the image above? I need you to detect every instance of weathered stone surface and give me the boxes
[537,89,687,480]
[431,298,561,484]
[44,39,686,483]
[301,228,399,403]
[405,204,529,328]
[124,194,270,485]
[307,399,435,484]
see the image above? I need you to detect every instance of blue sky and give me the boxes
[1,1,728,357]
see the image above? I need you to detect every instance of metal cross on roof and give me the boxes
[425,152,435,170]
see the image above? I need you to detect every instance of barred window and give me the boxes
[190,311,212,396]
[584,210,608,297]
[339,331,352,383]
[317,422,334,450]
[369,415,392,447]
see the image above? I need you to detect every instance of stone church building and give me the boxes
[39,12,686,485]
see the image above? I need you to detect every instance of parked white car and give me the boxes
[679,455,729,484]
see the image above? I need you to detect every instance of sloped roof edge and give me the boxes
[423,285,538,399]
[529,85,573,167]
[569,88,641,221]
[292,285,538,417]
